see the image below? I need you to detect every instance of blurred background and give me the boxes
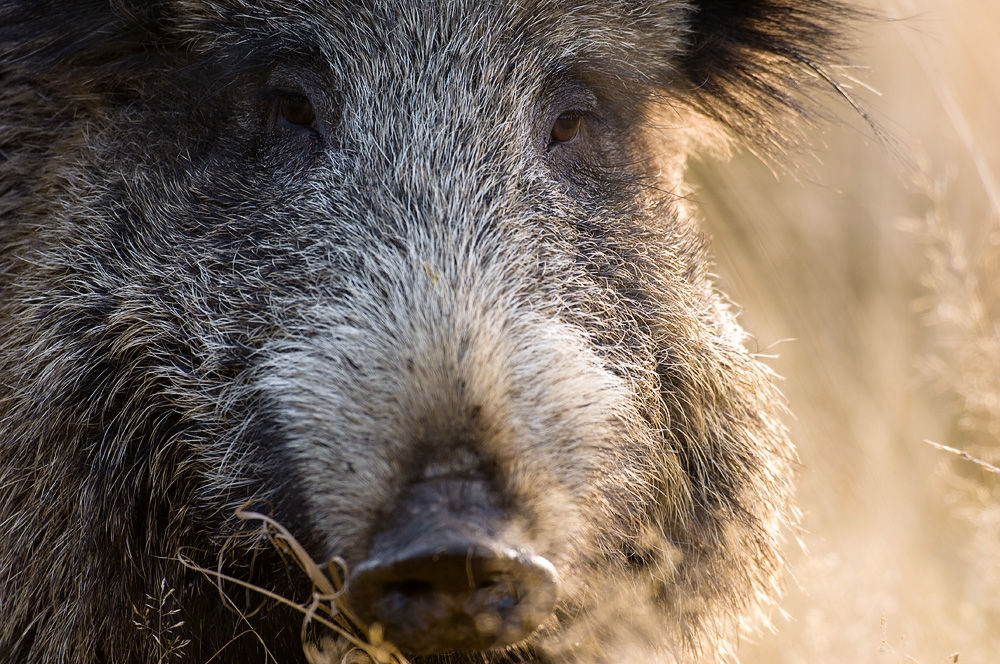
[690,1,1000,662]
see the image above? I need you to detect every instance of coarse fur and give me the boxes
[0,1,859,663]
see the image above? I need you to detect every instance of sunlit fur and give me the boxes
[0,1,858,662]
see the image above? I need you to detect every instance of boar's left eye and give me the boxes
[278,93,317,130]
[550,111,582,144]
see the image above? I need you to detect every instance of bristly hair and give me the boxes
[0,1,163,68]
[673,0,874,158]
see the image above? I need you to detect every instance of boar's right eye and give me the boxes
[278,94,317,130]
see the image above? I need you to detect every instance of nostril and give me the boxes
[469,575,518,612]
[389,580,433,596]
[375,580,436,617]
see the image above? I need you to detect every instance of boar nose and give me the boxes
[344,478,558,654]
[346,543,557,654]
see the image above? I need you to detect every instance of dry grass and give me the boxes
[179,507,410,664]
[688,0,1000,661]
[132,579,191,663]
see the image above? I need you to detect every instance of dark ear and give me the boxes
[0,0,171,71]
[666,0,865,155]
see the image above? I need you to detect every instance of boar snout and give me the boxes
[346,477,558,654]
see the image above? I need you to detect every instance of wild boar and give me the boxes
[0,1,858,662]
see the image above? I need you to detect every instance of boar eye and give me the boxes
[550,111,582,144]
[279,94,317,129]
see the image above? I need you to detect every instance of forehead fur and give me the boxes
[0,0,860,154]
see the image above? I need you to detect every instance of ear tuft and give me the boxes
[674,0,869,157]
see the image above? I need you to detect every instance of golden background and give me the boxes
[694,1,1000,661]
